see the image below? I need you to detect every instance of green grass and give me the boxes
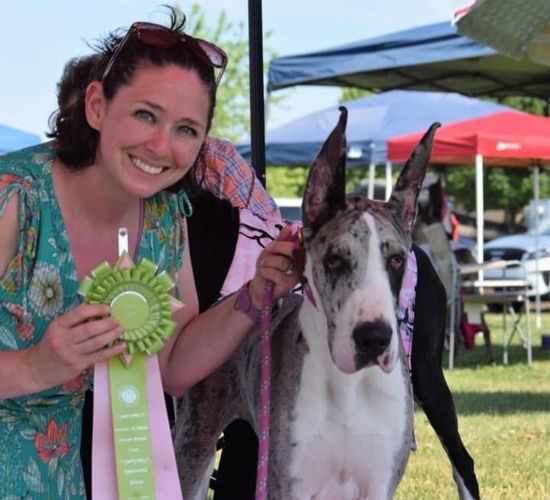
[206,311,549,499]
[396,311,550,499]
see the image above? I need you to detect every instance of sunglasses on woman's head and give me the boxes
[101,22,228,86]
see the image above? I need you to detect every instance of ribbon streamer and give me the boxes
[81,251,184,499]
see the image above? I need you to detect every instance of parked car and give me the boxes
[483,218,550,297]
[275,197,302,223]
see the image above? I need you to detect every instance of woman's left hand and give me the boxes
[248,225,300,308]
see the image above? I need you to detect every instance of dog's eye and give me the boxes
[324,254,344,273]
[388,255,404,271]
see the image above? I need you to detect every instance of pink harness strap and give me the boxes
[398,250,418,450]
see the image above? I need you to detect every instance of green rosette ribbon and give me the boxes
[78,251,183,360]
[79,251,183,499]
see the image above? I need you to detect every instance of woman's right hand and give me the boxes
[27,303,127,389]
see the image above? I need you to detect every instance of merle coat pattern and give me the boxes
[173,109,479,500]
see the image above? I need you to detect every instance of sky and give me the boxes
[0,0,468,142]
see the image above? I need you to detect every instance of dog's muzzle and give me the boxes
[352,319,394,372]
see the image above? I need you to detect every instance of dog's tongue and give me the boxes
[377,353,393,373]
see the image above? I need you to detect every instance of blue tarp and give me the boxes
[237,90,509,166]
[0,124,40,154]
[267,21,550,98]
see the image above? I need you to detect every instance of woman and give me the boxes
[0,9,297,497]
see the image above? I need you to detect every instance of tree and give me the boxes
[445,166,550,232]
[339,87,372,103]
[178,3,250,142]
[266,164,371,198]
[177,3,280,143]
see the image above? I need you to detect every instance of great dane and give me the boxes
[174,108,479,499]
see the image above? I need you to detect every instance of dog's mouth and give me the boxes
[376,350,396,373]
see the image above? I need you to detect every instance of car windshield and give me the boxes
[531,218,550,235]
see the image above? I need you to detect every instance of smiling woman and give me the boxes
[82,64,210,200]
[0,6,296,499]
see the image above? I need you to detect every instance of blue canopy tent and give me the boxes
[0,123,40,154]
[237,90,508,168]
[267,21,550,98]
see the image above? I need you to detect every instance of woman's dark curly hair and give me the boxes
[47,7,217,194]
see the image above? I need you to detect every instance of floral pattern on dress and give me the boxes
[34,420,70,464]
[0,254,24,295]
[28,263,63,320]
[0,142,188,498]
[3,302,35,342]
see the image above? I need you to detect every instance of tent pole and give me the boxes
[248,0,266,187]
[385,161,392,201]
[475,154,484,281]
[534,165,541,329]
[367,162,375,199]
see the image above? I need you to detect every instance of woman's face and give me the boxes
[87,63,210,199]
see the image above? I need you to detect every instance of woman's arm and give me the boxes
[159,224,298,396]
[0,187,128,400]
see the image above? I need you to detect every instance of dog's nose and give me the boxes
[352,319,392,368]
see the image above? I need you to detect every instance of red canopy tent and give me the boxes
[388,110,550,327]
[388,110,550,262]
[388,111,550,166]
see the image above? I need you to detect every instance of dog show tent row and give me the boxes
[237,90,508,167]
[267,21,550,98]
[388,110,550,323]
[0,123,40,154]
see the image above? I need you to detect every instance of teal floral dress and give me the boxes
[0,142,190,499]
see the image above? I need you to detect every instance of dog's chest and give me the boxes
[287,344,410,499]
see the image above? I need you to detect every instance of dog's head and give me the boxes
[301,107,438,374]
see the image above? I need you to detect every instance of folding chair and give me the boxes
[461,279,533,367]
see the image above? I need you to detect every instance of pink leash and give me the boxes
[255,281,275,500]
[254,229,314,499]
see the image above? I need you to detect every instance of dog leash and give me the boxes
[255,281,275,500]
[255,229,315,500]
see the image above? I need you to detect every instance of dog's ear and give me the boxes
[387,122,440,232]
[302,106,347,238]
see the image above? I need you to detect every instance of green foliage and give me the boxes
[266,166,309,197]
[180,3,249,142]
[339,87,372,103]
[446,167,550,229]
[494,96,549,116]
[266,165,374,197]
[175,3,280,143]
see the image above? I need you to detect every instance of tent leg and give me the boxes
[533,166,541,329]
[385,161,392,201]
[367,162,375,199]
[475,154,484,280]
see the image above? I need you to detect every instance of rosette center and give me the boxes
[111,291,149,330]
